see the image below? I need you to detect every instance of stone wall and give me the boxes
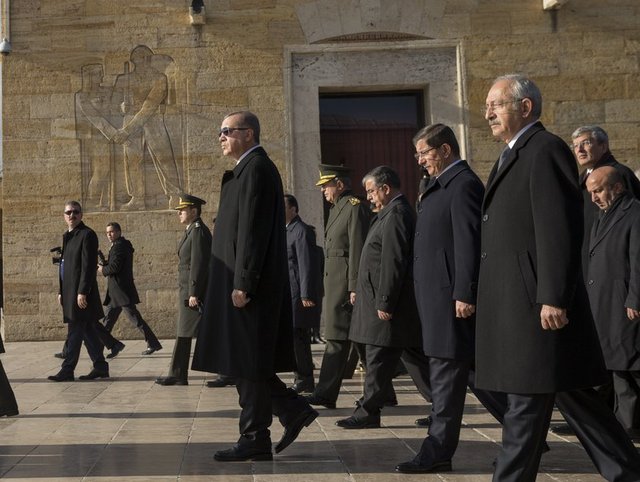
[2,0,639,340]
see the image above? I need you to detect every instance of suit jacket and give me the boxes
[579,152,640,276]
[349,195,421,347]
[192,146,295,380]
[59,222,104,323]
[414,161,483,360]
[101,236,140,308]
[476,122,607,393]
[587,193,640,371]
[176,217,211,337]
[322,191,371,340]
[286,215,322,328]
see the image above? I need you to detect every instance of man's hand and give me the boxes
[58,294,62,306]
[628,307,640,320]
[77,294,87,309]
[232,289,250,308]
[540,304,568,330]
[302,298,316,308]
[377,310,392,321]
[188,296,199,308]
[97,265,103,275]
[455,301,476,319]
[350,291,356,305]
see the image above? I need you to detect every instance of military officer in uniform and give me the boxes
[156,194,212,386]
[306,165,371,409]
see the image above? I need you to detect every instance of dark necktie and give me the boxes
[498,146,511,170]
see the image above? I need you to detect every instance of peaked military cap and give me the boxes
[173,193,206,210]
[315,164,352,186]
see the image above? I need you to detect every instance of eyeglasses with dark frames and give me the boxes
[218,127,250,137]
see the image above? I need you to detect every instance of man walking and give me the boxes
[192,111,317,461]
[98,222,162,356]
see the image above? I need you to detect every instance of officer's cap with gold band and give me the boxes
[315,164,351,186]
[173,193,207,210]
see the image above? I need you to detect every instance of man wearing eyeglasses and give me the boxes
[192,111,317,461]
[476,74,640,481]
[49,201,109,382]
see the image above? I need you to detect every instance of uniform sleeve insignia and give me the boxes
[349,197,360,205]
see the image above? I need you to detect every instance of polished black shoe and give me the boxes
[141,346,162,355]
[206,376,235,388]
[395,459,452,474]
[106,342,125,359]
[275,409,318,453]
[304,394,336,409]
[155,376,188,386]
[291,380,314,394]
[214,444,273,461]
[336,415,380,429]
[48,372,75,382]
[53,352,65,359]
[415,416,432,427]
[79,369,109,380]
[550,423,574,436]
[0,409,18,417]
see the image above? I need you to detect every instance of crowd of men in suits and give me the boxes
[3,73,640,480]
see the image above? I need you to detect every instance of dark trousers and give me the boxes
[0,360,18,415]
[314,339,352,403]
[104,304,161,349]
[495,389,640,482]
[61,319,108,375]
[401,346,432,403]
[167,336,191,382]
[418,357,506,464]
[60,318,120,355]
[613,370,640,430]
[343,342,366,379]
[293,327,314,383]
[235,375,311,444]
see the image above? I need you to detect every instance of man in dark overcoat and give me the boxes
[284,194,322,394]
[476,74,640,481]
[156,194,211,386]
[49,200,108,382]
[336,165,430,429]
[396,124,507,474]
[586,166,640,438]
[0,336,18,416]
[305,165,371,409]
[98,222,162,356]
[192,111,317,461]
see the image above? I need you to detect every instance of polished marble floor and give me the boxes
[0,339,618,481]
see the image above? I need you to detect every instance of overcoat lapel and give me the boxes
[589,196,633,251]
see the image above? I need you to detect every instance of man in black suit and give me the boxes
[156,194,211,386]
[335,165,430,430]
[49,200,109,382]
[396,124,507,473]
[284,194,322,394]
[192,111,317,461]
[586,166,640,439]
[97,222,162,356]
[476,73,640,481]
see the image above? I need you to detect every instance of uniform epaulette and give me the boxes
[194,221,201,228]
[349,197,360,205]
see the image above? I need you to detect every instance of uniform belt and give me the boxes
[326,249,348,257]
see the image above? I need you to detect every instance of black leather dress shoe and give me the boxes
[395,459,452,474]
[415,416,432,427]
[214,444,273,461]
[291,380,314,394]
[106,342,125,359]
[0,409,19,417]
[53,352,65,359]
[275,409,318,453]
[336,415,380,429]
[206,376,235,388]
[79,369,109,380]
[304,394,336,409]
[48,372,75,382]
[141,346,162,355]
[550,423,574,436]
[155,376,188,386]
